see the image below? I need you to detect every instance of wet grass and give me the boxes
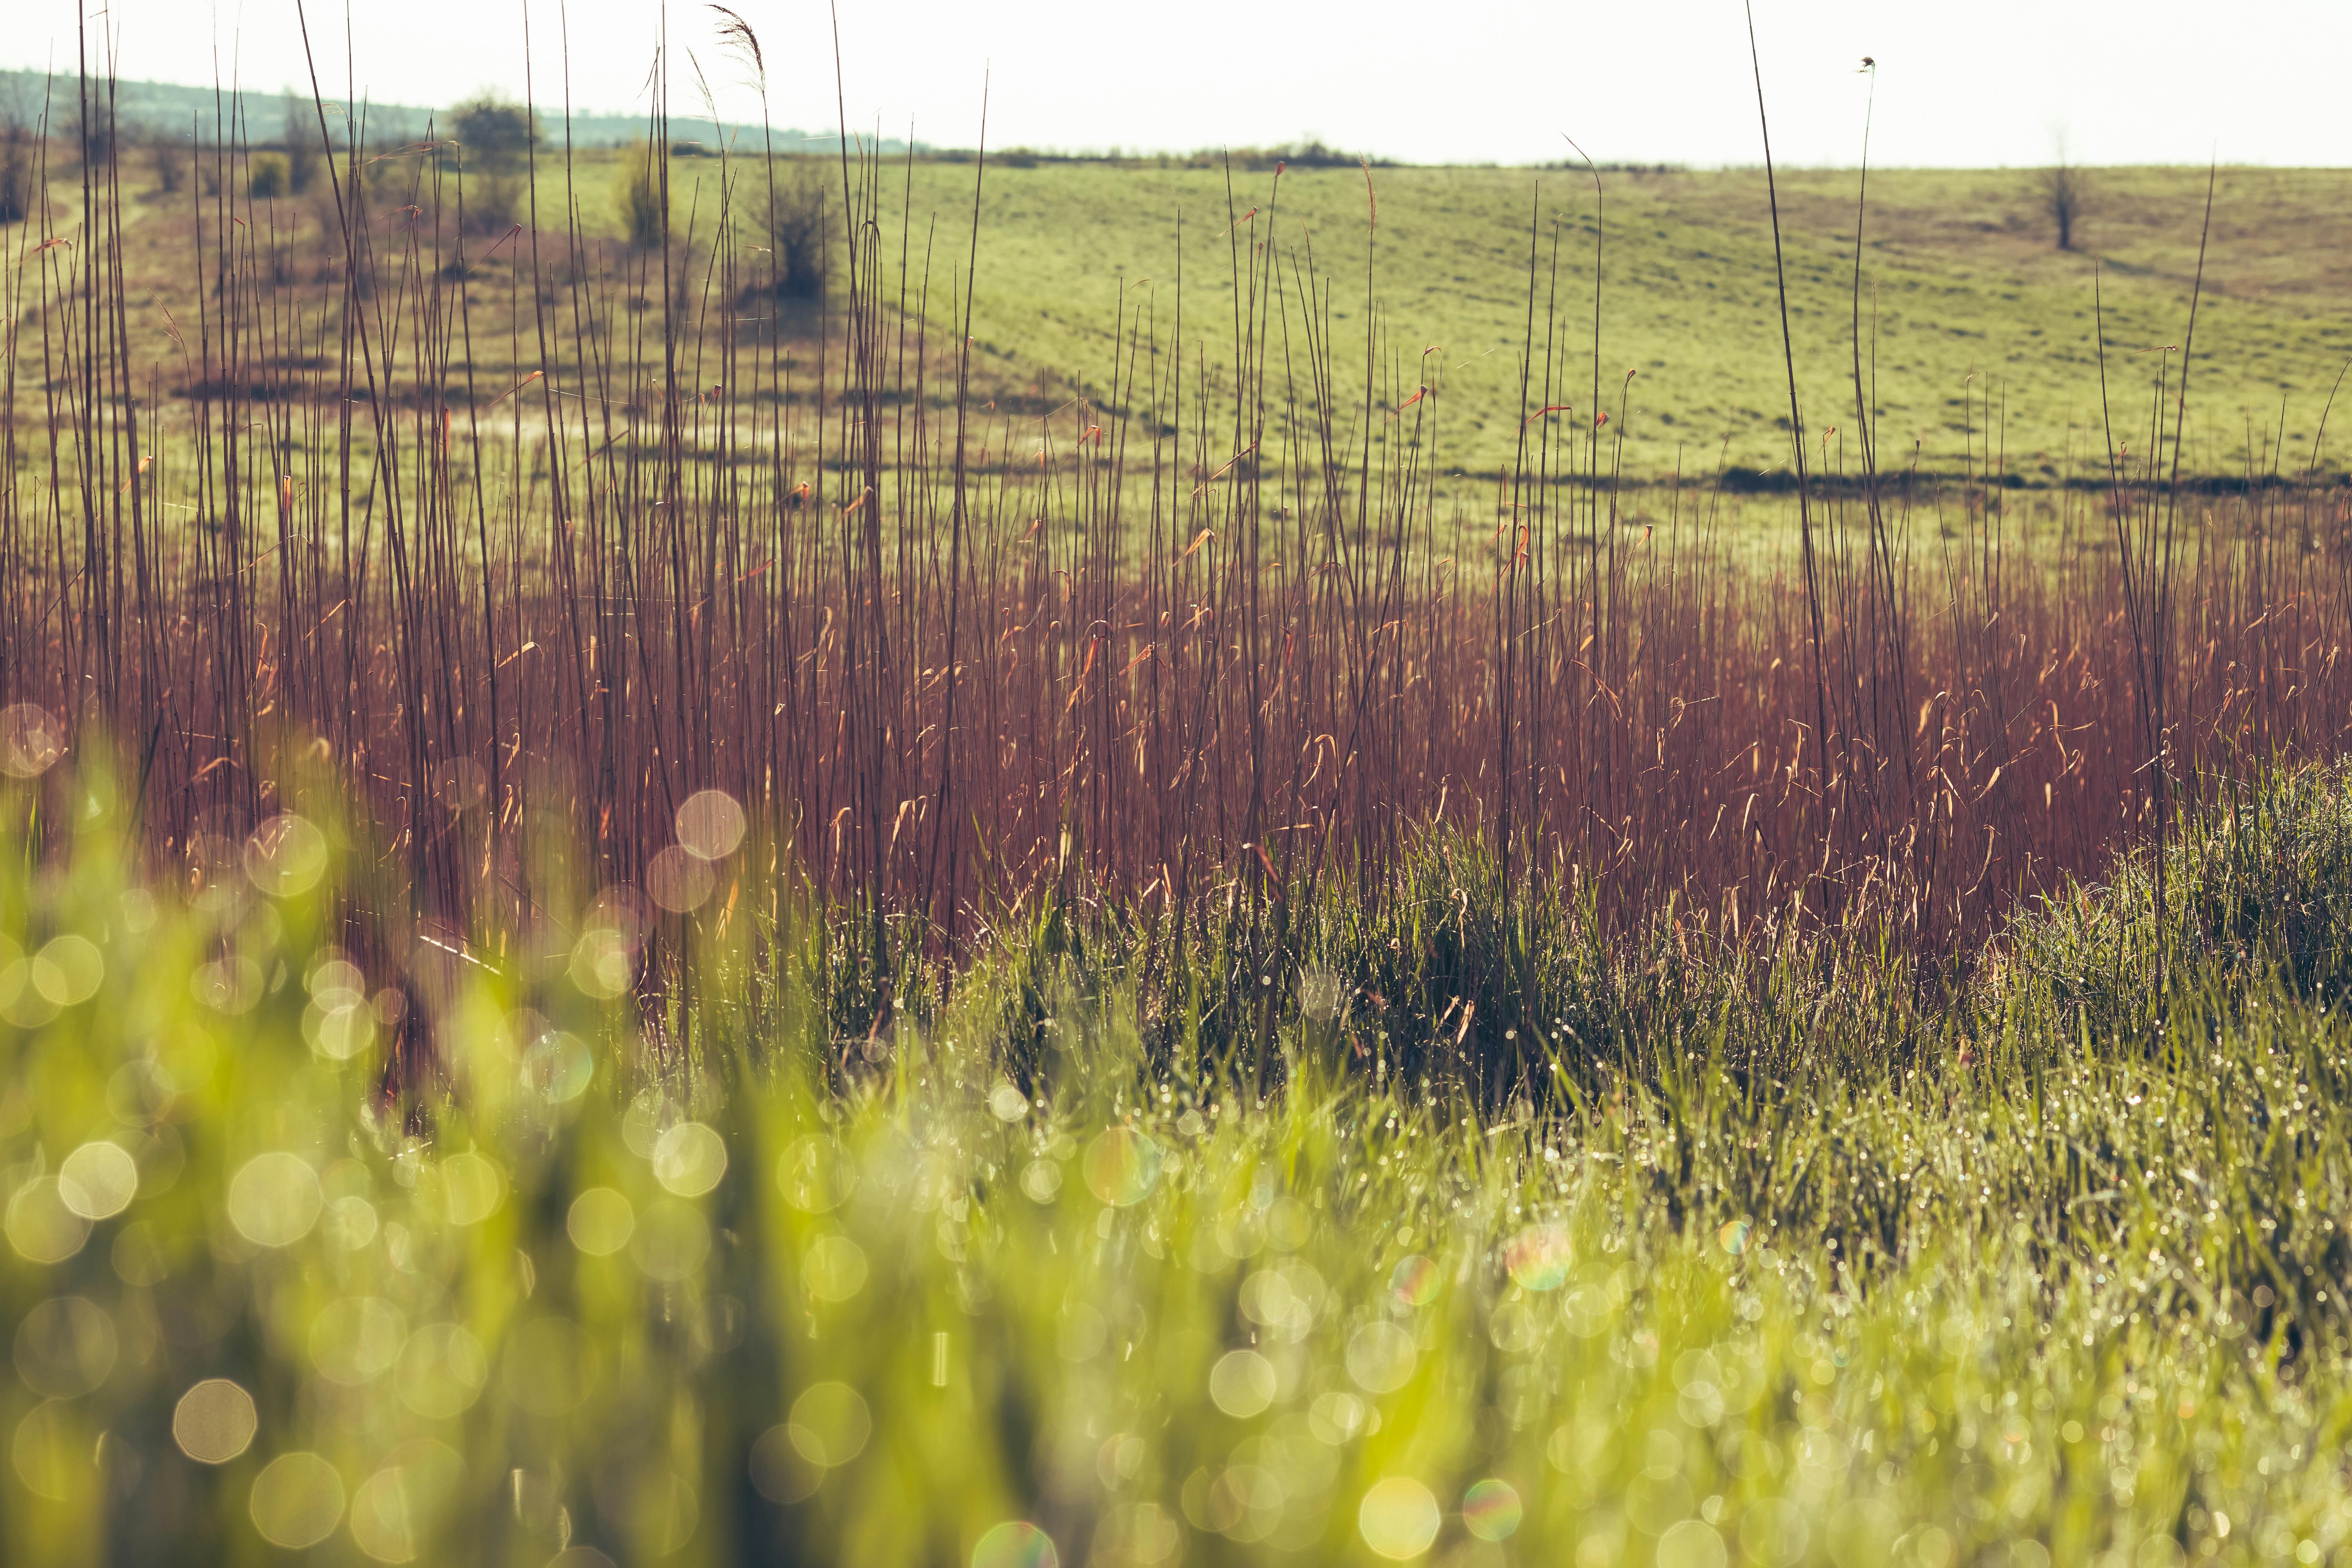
[11,763,2352,1564]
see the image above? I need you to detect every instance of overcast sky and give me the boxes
[6,0,2346,168]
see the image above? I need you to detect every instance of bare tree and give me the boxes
[2039,136,2086,250]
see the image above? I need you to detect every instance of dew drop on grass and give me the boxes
[568,1188,635,1256]
[569,929,636,999]
[249,1452,347,1549]
[972,1520,1059,1568]
[14,1296,117,1398]
[1462,1478,1523,1541]
[243,813,329,897]
[349,1464,426,1563]
[651,1122,729,1197]
[1504,1222,1572,1291]
[675,789,747,859]
[803,1234,869,1302]
[749,1424,831,1504]
[227,1152,323,1248]
[1082,1127,1163,1207]
[325,1194,380,1251]
[1656,1517,1728,1568]
[1357,1476,1441,1559]
[1020,1159,1063,1204]
[1208,1349,1276,1418]
[0,703,64,777]
[1309,1391,1367,1444]
[521,1030,594,1103]
[787,1382,872,1467]
[1346,1321,1418,1394]
[1389,1254,1439,1307]
[778,1136,858,1212]
[435,1152,506,1226]
[308,1296,407,1386]
[172,1378,257,1464]
[31,935,104,1006]
[397,1323,490,1419]
[645,845,716,912]
[4,1179,89,1263]
[630,1199,712,1282]
[12,1401,89,1501]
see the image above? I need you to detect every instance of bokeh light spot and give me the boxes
[14,1296,117,1397]
[5,1178,90,1263]
[645,845,717,913]
[173,1379,258,1464]
[11,1402,89,1501]
[244,813,329,897]
[1462,1478,1523,1541]
[1358,1477,1441,1559]
[437,1153,506,1226]
[804,1234,869,1302]
[786,1382,872,1467]
[1081,1127,1163,1207]
[675,789,747,859]
[249,1452,347,1549]
[651,1122,729,1197]
[0,704,64,777]
[31,935,105,1006]
[778,1136,858,1212]
[1389,1253,1440,1307]
[972,1520,1059,1568]
[1209,1350,1277,1419]
[1504,1222,1572,1291]
[309,1296,408,1386]
[398,1323,490,1419]
[1346,1321,1418,1394]
[567,1187,635,1256]
[58,1140,139,1220]
[227,1152,323,1248]
[629,1199,712,1282]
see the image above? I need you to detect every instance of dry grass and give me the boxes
[1,63,2349,1079]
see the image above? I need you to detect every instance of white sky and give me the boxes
[7,0,2346,168]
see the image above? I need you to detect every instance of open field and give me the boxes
[10,58,2352,1568]
[10,145,2352,486]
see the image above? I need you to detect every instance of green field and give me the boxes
[823,159,2352,483]
[20,153,2352,486]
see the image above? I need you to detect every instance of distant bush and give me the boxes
[0,115,26,224]
[248,152,288,200]
[451,93,533,234]
[619,139,666,249]
[281,93,320,195]
[926,140,1396,173]
[148,126,185,194]
[761,158,827,298]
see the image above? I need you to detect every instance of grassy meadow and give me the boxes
[8,45,2352,1568]
[12,142,2352,487]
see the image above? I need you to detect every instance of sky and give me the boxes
[5,0,2347,169]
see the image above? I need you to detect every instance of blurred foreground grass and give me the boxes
[12,763,2352,1565]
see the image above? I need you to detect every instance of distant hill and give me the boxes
[0,67,890,154]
